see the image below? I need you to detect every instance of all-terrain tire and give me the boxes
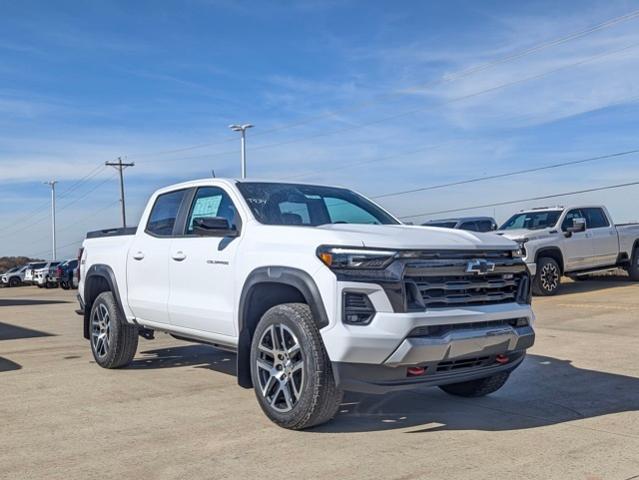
[250,303,343,430]
[532,257,561,296]
[439,371,510,397]
[89,291,138,369]
[627,246,639,281]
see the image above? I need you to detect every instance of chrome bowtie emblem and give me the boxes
[466,259,496,275]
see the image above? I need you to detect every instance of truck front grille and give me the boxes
[403,252,529,309]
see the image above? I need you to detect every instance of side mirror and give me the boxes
[192,217,238,237]
[565,217,586,237]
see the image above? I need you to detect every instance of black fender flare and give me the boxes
[82,264,127,339]
[534,247,564,273]
[236,266,329,388]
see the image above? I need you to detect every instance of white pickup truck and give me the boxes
[78,179,535,429]
[497,205,639,295]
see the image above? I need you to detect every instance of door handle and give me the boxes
[172,251,187,261]
[132,251,145,261]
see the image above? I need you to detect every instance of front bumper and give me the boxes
[333,352,526,394]
[321,281,535,393]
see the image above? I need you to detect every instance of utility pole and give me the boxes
[105,157,135,228]
[229,124,253,179]
[43,180,57,260]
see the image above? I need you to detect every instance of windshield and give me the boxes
[500,211,562,231]
[237,182,399,226]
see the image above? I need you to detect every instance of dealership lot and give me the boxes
[1,280,638,480]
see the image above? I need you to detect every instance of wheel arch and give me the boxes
[82,264,127,340]
[535,247,564,274]
[236,267,329,388]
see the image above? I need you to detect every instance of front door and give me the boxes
[560,208,592,271]
[127,189,188,324]
[168,186,242,337]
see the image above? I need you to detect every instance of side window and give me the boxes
[561,209,584,231]
[146,189,187,236]
[476,220,495,232]
[186,187,239,234]
[279,201,310,225]
[583,208,610,229]
[459,221,479,231]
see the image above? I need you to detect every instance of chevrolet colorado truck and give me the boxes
[497,205,639,295]
[77,179,535,429]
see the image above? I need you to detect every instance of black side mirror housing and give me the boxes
[193,217,239,237]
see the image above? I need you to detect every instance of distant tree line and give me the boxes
[0,257,44,272]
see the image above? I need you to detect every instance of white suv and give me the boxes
[78,179,535,429]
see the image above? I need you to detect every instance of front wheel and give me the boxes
[90,291,138,368]
[8,277,19,287]
[439,371,510,397]
[533,257,561,296]
[250,303,343,430]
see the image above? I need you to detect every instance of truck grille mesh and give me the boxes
[403,252,529,309]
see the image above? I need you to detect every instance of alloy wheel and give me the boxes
[91,303,111,358]
[255,323,304,413]
[540,263,559,292]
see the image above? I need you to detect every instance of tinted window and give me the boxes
[476,220,495,232]
[146,189,187,236]
[237,182,398,226]
[500,211,561,230]
[185,187,240,233]
[459,221,479,231]
[583,208,610,228]
[424,221,457,228]
[561,209,585,231]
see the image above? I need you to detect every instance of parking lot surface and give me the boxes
[1,279,639,480]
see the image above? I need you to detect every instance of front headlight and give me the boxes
[513,239,528,258]
[317,246,397,269]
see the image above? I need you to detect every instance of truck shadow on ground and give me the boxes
[314,354,639,433]
[128,346,639,435]
[0,356,21,372]
[556,275,633,296]
[0,298,72,307]
[131,344,236,376]
[0,321,54,341]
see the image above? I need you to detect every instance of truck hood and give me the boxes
[495,228,554,242]
[316,224,516,250]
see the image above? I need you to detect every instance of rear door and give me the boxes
[582,207,618,267]
[167,186,243,337]
[127,189,188,324]
[560,209,593,271]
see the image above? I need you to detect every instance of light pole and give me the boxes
[229,124,253,179]
[43,180,57,260]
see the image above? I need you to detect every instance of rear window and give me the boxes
[146,189,187,236]
[583,208,610,228]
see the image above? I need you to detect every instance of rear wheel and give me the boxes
[439,371,510,397]
[90,291,138,368]
[627,246,639,281]
[60,281,69,290]
[533,257,561,296]
[250,303,343,430]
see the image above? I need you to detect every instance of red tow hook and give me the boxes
[495,354,510,365]
[407,366,426,377]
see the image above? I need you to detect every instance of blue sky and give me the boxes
[2,0,639,258]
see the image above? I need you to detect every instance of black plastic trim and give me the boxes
[82,264,127,339]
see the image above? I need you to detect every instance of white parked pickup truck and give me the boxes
[78,179,535,429]
[497,205,639,295]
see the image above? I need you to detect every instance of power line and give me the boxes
[373,149,639,200]
[399,180,639,220]
[125,8,639,162]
